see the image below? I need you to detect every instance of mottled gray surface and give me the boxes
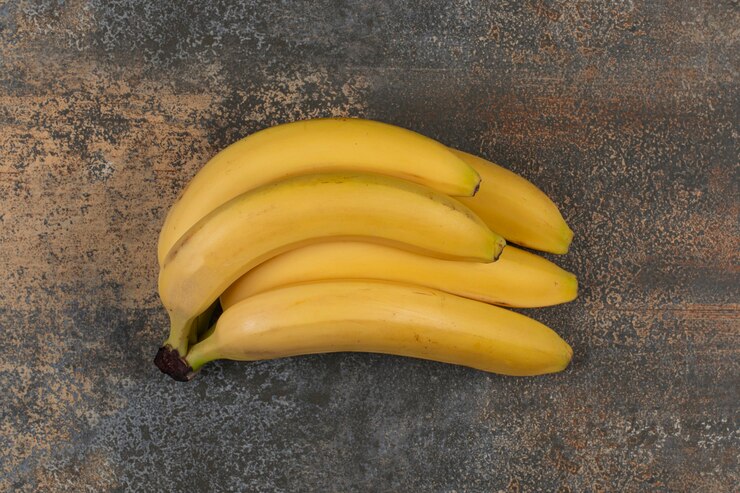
[1,1,738,491]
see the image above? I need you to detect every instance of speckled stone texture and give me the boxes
[1,1,738,491]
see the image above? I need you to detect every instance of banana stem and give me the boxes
[164,311,196,356]
[189,312,205,345]
[153,311,197,381]
[154,305,223,381]
[185,335,220,373]
[153,345,194,381]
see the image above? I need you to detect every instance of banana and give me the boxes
[157,118,482,265]
[222,242,577,310]
[156,173,505,362]
[164,280,572,381]
[453,150,574,254]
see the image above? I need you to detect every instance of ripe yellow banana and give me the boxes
[222,242,577,310]
[157,118,482,265]
[167,280,572,381]
[454,150,574,254]
[157,173,505,362]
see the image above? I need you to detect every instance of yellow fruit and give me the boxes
[179,280,572,380]
[222,242,577,310]
[454,150,573,254]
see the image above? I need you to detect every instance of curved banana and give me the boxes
[454,150,574,254]
[222,242,577,310]
[157,173,504,360]
[165,280,572,381]
[158,118,482,265]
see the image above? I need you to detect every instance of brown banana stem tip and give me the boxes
[154,346,195,382]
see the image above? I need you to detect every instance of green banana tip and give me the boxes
[154,346,196,382]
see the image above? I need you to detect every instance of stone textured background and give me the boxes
[1,1,738,491]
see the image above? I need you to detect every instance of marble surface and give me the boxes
[1,1,737,491]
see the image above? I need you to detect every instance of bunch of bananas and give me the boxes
[154,118,576,381]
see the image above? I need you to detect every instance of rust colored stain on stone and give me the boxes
[1,0,738,491]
